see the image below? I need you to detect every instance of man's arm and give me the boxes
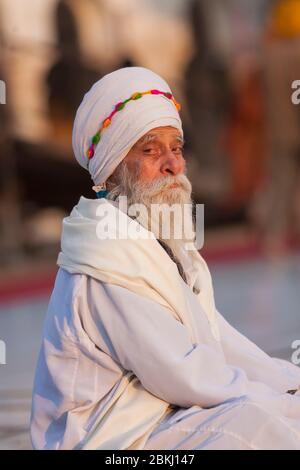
[82,278,290,410]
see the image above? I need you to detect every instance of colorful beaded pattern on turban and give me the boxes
[86,89,181,163]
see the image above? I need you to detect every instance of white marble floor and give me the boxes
[211,252,300,360]
[0,252,299,449]
[0,297,47,450]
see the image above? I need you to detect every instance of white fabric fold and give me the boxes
[57,196,220,342]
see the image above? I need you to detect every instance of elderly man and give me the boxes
[30,67,300,450]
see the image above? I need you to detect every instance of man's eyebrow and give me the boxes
[175,135,185,145]
[139,134,157,145]
[139,134,185,145]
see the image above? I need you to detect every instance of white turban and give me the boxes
[72,67,183,186]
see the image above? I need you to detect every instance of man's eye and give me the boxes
[173,146,183,152]
[143,148,156,153]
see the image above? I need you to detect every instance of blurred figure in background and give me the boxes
[250,0,300,254]
[47,0,105,152]
[184,0,231,207]
[223,66,266,212]
[185,0,272,221]
[0,6,23,263]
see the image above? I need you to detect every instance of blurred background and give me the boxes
[0,0,300,449]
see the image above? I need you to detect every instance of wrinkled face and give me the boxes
[123,125,186,183]
[107,125,191,206]
[106,126,195,249]
[106,126,195,250]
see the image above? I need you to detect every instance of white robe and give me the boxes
[30,267,300,450]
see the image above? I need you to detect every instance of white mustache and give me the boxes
[135,174,191,198]
[107,160,192,206]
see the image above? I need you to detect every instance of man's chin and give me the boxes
[168,182,181,189]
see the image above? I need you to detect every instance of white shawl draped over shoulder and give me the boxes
[57,196,220,343]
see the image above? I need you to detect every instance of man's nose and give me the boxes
[160,151,185,176]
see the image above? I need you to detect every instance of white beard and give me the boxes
[106,161,196,259]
